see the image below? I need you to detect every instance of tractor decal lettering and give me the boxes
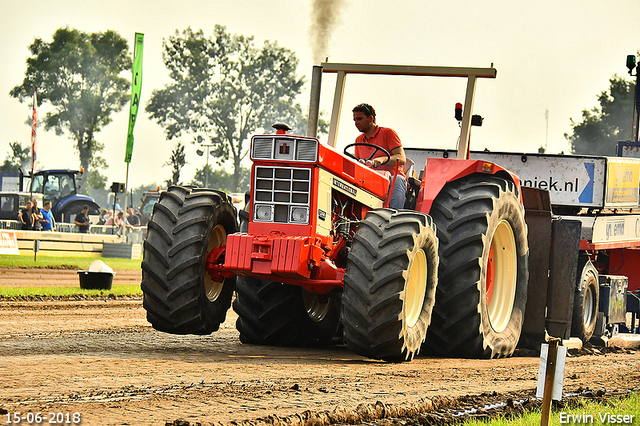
[332,178,357,197]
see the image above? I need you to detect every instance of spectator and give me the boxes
[31,198,43,231]
[103,212,116,234]
[73,205,91,233]
[126,208,140,227]
[19,201,34,230]
[97,209,110,225]
[41,201,56,231]
[115,210,133,236]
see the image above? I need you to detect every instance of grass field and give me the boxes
[0,255,141,270]
[0,255,142,297]
[0,284,142,298]
[462,392,639,426]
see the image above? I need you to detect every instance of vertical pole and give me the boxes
[112,188,117,234]
[307,65,323,138]
[545,109,549,152]
[457,75,477,160]
[540,337,561,426]
[124,163,130,213]
[327,70,346,148]
[204,146,211,189]
[634,67,640,142]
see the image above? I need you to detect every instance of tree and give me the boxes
[565,75,635,156]
[190,165,250,193]
[146,25,308,192]
[0,142,30,173]
[164,141,187,186]
[10,27,132,188]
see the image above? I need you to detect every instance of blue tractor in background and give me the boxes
[20,169,100,223]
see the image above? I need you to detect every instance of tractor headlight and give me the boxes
[255,204,274,222]
[290,206,309,224]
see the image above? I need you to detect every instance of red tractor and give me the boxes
[141,63,529,361]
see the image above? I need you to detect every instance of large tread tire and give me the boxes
[342,209,439,362]
[233,279,342,347]
[571,258,599,342]
[141,186,238,335]
[425,175,529,359]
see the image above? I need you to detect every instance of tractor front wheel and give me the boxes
[141,186,238,335]
[342,209,438,362]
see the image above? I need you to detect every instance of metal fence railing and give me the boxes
[0,220,21,230]
[0,220,147,244]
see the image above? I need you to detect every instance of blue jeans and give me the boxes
[388,175,406,209]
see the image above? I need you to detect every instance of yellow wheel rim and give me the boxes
[405,249,427,328]
[487,220,517,333]
[204,224,227,302]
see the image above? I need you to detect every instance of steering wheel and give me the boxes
[343,142,391,166]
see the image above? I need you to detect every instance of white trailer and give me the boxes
[406,148,640,344]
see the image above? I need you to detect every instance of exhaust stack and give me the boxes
[307,65,323,137]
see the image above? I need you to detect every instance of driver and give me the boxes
[352,103,406,209]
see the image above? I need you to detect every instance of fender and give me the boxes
[415,158,522,214]
[55,195,100,215]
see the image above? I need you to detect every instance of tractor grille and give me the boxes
[296,140,318,161]
[252,139,273,159]
[251,136,318,162]
[253,166,311,224]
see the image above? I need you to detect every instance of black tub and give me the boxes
[77,270,114,290]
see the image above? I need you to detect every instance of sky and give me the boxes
[1,0,639,190]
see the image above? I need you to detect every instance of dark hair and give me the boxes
[82,204,89,210]
[352,103,376,120]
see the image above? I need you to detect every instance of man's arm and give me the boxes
[371,146,406,168]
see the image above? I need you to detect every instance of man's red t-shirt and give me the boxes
[354,126,405,177]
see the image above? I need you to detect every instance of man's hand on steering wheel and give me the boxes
[368,157,388,168]
[343,142,391,167]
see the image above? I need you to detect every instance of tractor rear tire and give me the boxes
[141,186,238,335]
[425,175,528,359]
[233,279,342,346]
[571,258,599,342]
[342,209,438,362]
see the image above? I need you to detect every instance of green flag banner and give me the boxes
[125,32,144,163]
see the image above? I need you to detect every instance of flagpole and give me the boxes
[124,32,144,216]
[124,163,130,212]
[31,87,38,177]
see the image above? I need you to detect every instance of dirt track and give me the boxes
[0,269,639,426]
